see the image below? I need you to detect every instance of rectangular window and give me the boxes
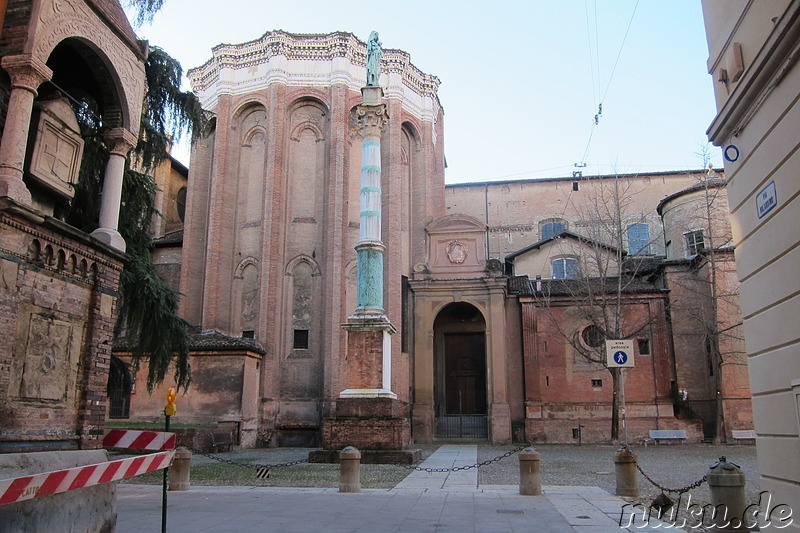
[591,379,603,388]
[685,230,705,256]
[638,338,650,355]
[552,257,579,279]
[627,223,651,255]
[242,330,254,339]
[293,329,309,350]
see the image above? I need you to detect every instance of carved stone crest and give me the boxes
[445,240,468,264]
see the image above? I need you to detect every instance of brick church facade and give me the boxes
[120,31,751,447]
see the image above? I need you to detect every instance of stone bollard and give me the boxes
[615,448,640,497]
[339,446,361,493]
[707,457,748,531]
[519,448,542,495]
[169,447,191,491]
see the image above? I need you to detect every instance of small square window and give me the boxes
[591,379,603,388]
[685,230,705,256]
[242,330,254,339]
[293,329,309,350]
[637,338,650,355]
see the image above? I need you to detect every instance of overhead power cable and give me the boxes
[575,0,641,171]
[600,0,640,103]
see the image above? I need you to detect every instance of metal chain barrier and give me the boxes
[191,449,308,470]
[403,443,531,472]
[190,442,532,475]
[633,456,708,495]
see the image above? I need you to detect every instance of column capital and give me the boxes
[103,128,138,157]
[357,103,388,140]
[1,54,53,95]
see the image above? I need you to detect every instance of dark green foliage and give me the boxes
[107,355,132,396]
[138,47,207,171]
[117,251,191,391]
[124,0,166,26]
[67,44,205,393]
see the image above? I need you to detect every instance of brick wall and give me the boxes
[0,201,124,451]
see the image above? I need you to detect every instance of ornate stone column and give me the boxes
[91,128,137,252]
[339,85,396,399]
[354,86,388,315]
[0,54,53,205]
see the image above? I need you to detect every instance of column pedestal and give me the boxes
[320,315,411,453]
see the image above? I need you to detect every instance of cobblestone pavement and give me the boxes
[184,442,760,506]
[477,443,760,506]
[121,443,760,532]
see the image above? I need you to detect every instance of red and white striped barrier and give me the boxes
[102,429,176,451]
[0,449,175,506]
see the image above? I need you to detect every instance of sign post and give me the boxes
[606,340,635,446]
[162,386,177,533]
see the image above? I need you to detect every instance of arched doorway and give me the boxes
[434,302,487,439]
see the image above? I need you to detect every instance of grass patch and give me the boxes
[122,457,415,489]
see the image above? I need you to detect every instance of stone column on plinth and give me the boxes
[338,84,396,400]
[90,128,137,252]
[317,34,411,457]
[0,54,53,205]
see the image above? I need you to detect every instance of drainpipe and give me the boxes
[485,183,490,260]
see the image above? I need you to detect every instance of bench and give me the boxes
[731,429,757,441]
[210,431,234,452]
[649,429,687,444]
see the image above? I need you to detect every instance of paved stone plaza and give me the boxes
[116,445,684,532]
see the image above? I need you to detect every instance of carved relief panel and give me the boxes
[12,307,83,403]
[27,98,84,199]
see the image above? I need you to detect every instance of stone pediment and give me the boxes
[416,214,490,279]
[425,213,486,235]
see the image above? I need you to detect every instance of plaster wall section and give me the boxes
[702,0,800,505]
[445,172,703,262]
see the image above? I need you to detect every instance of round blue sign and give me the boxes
[613,351,628,365]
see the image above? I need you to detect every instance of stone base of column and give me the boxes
[411,403,435,443]
[340,314,396,395]
[320,415,411,452]
[0,175,32,206]
[90,227,126,252]
[489,402,512,445]
[315,315,412,458]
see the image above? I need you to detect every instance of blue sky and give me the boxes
[127,1,720,183]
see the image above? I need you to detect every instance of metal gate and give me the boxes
[435,415,488,439]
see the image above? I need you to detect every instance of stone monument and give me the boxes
[315,32,414,462]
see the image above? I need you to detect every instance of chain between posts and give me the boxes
[402,443,531,472]
[191,442,531,473]
[634,458,708,495]
[191,449,308,470]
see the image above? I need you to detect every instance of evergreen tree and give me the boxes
[68,46,206,393]
[125,0,166,25]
